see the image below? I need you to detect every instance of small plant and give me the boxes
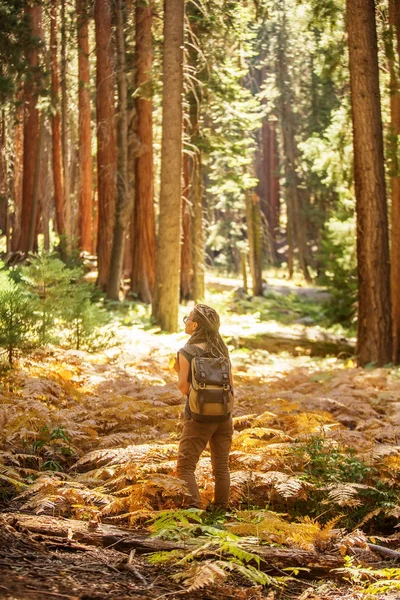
[25,425,75,472]
[0,279,39,365]
[20,253,81,345]
[335,555,400,596]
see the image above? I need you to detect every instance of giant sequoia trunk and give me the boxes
[21,4,42,254]
[347,0,392,366]
[94,0,117,291]
[152,0,184,331]
[131,0,156,304]
[389,0,400,365]
[108,0,130,301]
[11,97,24,252]
[50,0,66,243]
[61,0,71,241]
[76,0,93,253]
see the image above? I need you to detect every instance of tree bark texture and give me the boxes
[180,147,193,300]
[27,112,45,252]
[347,0,392,366]
[11,97,24,252]
[152,0,184,331]
[191,152,205,302]
[246,191,263,296]
[108,0,130,301]
[21,3,42,254]
[131,0,156,304]
[61,0,71,241]
[94,0,117,291]
[389,0,400,364]
[76,0,93,253]
[50,0,66,241]
[267,121,280,258]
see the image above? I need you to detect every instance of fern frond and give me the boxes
[172,560,226,591]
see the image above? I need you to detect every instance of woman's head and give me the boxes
[184,304,228,357]
[184,304,220,335]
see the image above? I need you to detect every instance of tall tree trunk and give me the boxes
[276,4,311,282]
[21,4,42,254]
[131,0,156,303]
[186,10,205,302]
[50,0,66,245]
[27,112,45,252]
[347,0,392,366]
[61,0,71,242]
[77,0,93,253]
[152,0,184,331]
[389,0,400,364]
[246,191,263,296]
[191,151,205,302]
[11,96,24,252]
[180,147,193,300]
[108,0,130,301]
[268,120,280,260]
[94,0,117,290]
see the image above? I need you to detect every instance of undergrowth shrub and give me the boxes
[0,253,112,363]
[0,279,39,365]
[293,436,399,529]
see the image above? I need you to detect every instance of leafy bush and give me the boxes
[0,279,39,365]
[0,253,113,362]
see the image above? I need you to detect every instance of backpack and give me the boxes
[185,345,234,423]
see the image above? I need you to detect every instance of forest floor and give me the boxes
[1,277,400,600]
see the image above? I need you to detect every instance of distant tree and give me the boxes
[60,0,71,240]
[347,0,392,365]
[152,0,185,331]
[131,0,156,304]
[276,2,311,282]
[76,0,93,253]
[108,0,130,301]
[50,0,66,246]
[94,0,117,291]
[21,3,42,254]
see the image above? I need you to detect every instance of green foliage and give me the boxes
[0,278,39,365]
[26,425,75,472]
[20,254,81,345]
[335,556,400,596]
[0,0,42,102]
[0,254,112,362]
[148,507,282,590]
[297,436,371,484]
[318,216,357,327]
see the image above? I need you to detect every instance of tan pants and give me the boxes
[176,416,233,508]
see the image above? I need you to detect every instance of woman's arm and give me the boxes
[177,352,191,395]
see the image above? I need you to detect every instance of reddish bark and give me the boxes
[11,98,24,252]
[131,0,156,303]
[389,0,400,364]
[180,148,193,300]
[21,4,42,254]
[94,0,117,290]
[50,0,66,239]
[347,0,392,365]
[77,0,93,252]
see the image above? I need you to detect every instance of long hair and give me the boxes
[188,304,229,358]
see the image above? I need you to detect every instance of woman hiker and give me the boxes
[174,304,234,509]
